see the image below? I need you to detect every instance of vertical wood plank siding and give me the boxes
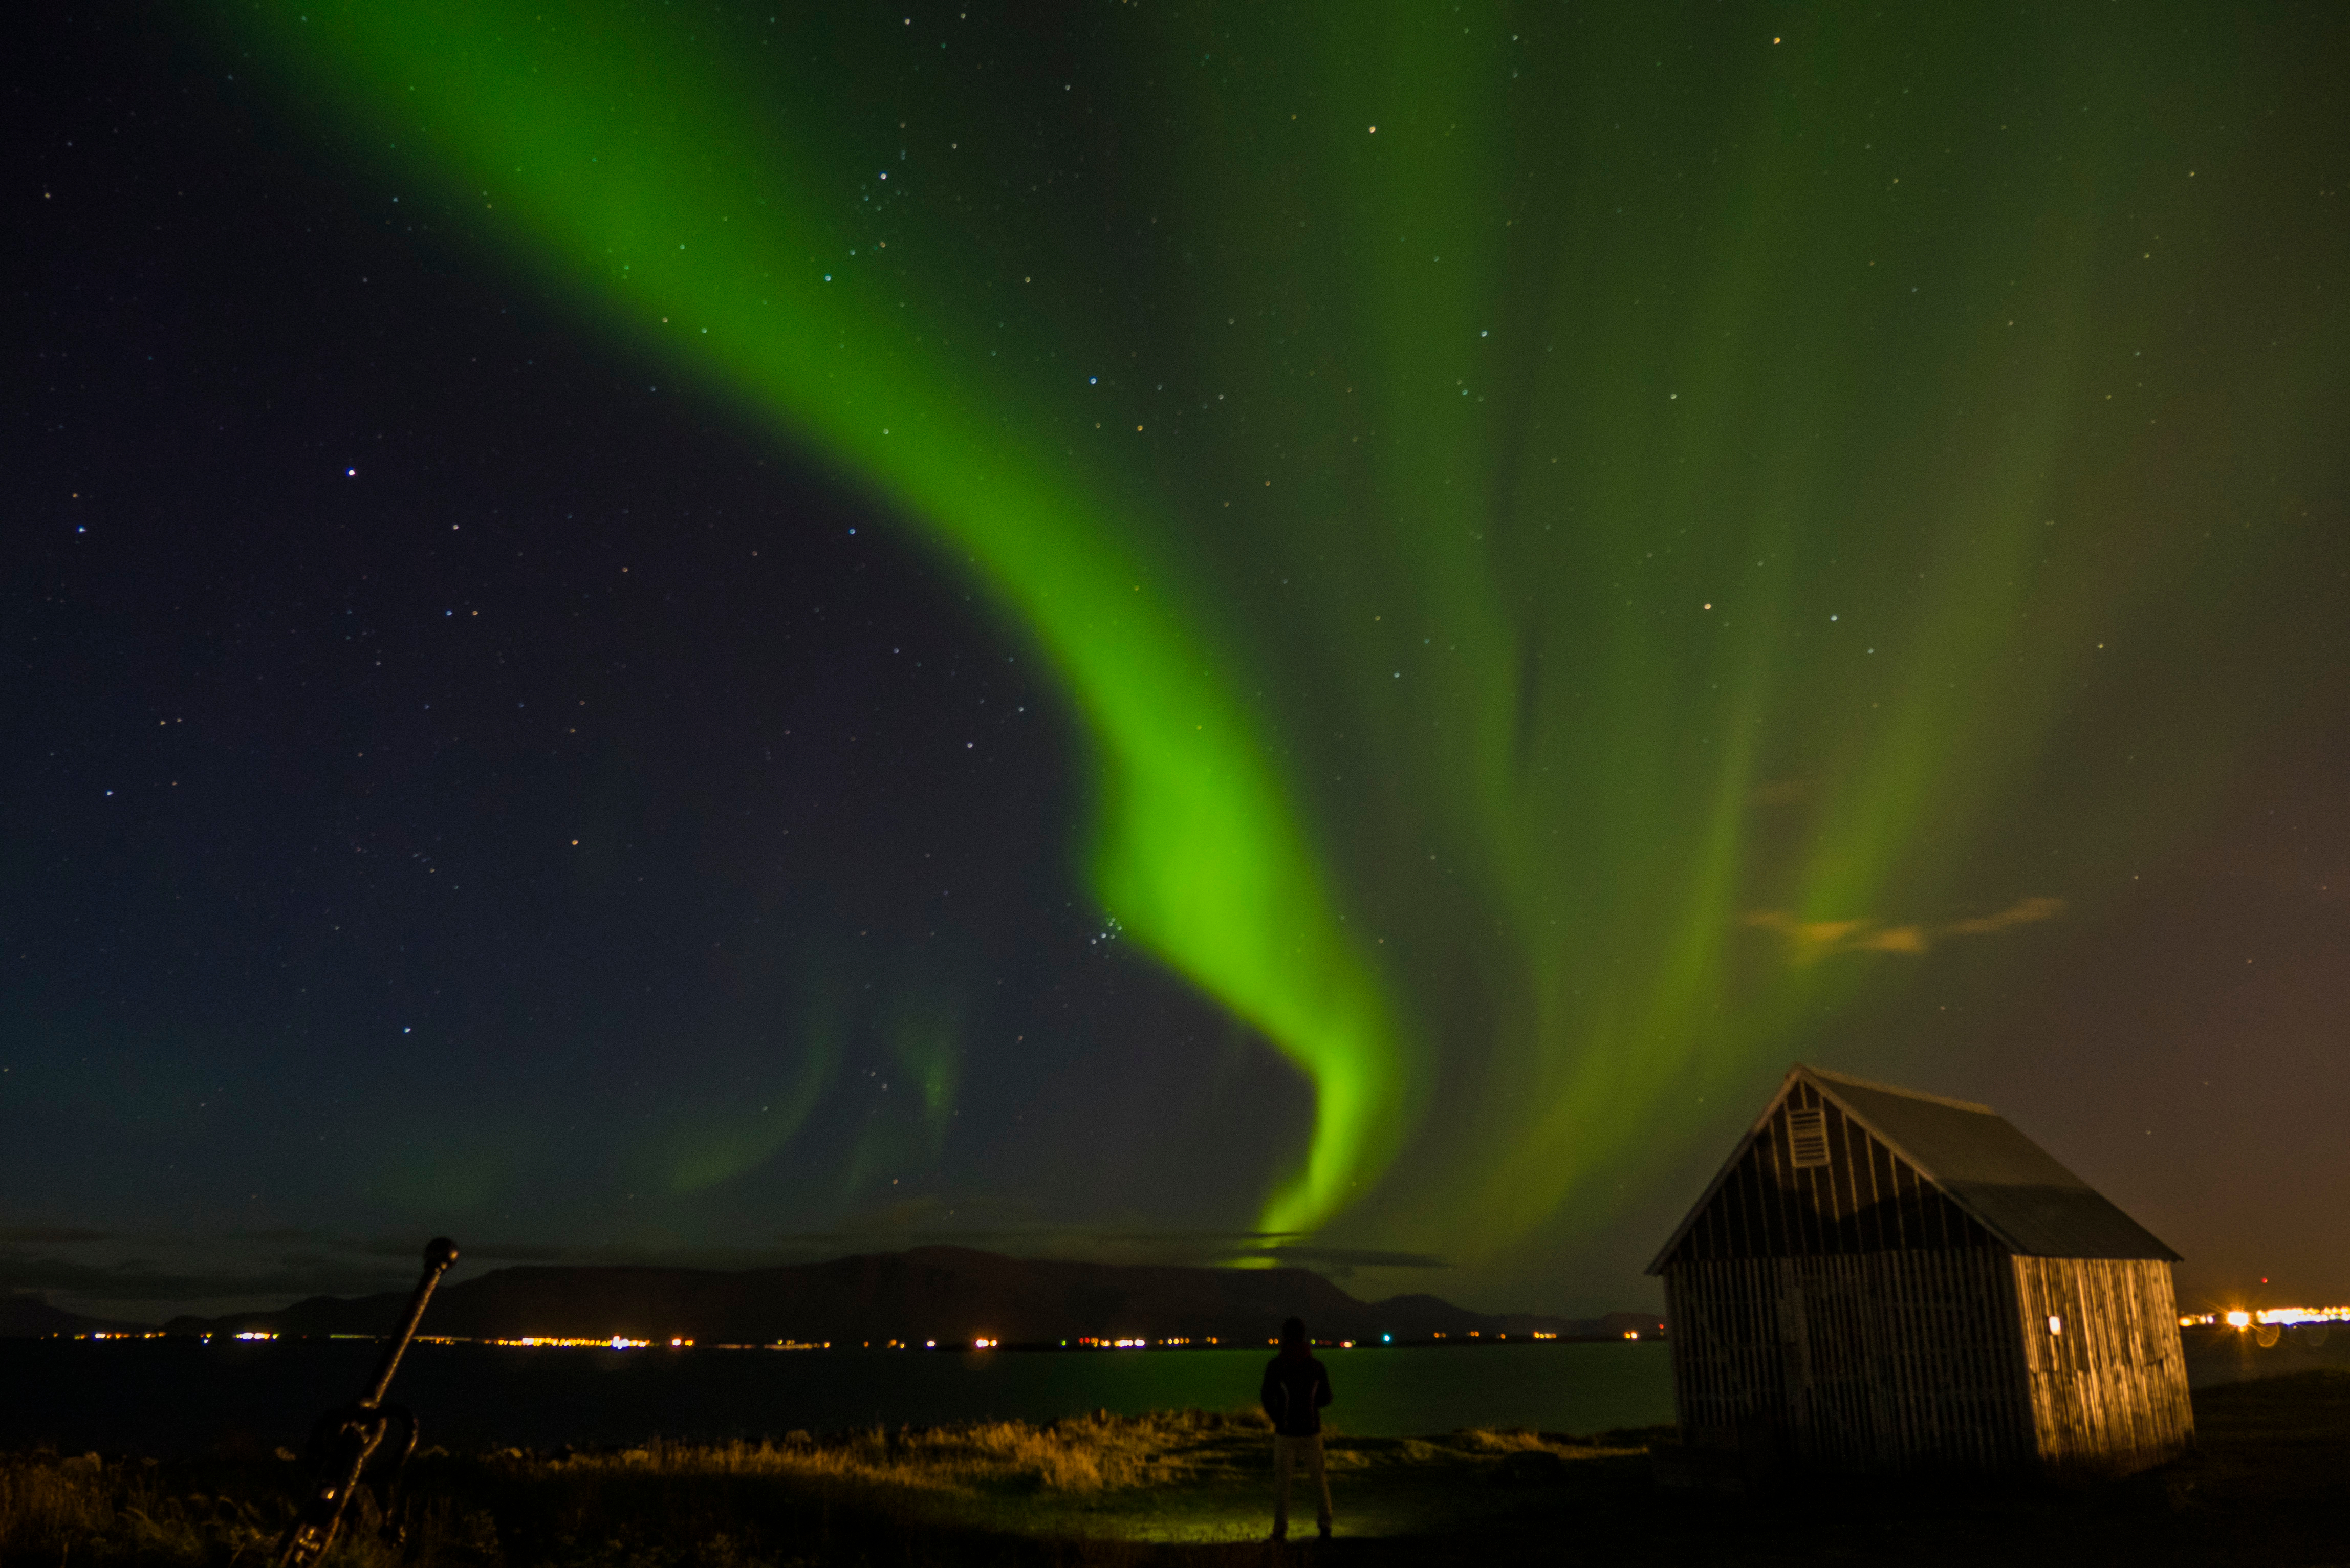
[1660,1080,2193,1477]
[2011,1257,2195,1476]
[1668,1252,2033,1472]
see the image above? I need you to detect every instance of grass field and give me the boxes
[4,1374,2346,1565]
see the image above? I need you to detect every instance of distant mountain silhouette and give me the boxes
[1,1292,146,1338]
[163,1246,1661,1345]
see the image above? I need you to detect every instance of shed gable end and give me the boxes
[1661,1077,2000,1267]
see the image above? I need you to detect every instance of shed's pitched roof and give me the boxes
[1648,1064,2179,1271]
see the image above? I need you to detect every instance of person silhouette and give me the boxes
[1260,1315,1334,1540]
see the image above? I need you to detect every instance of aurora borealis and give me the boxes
[6,3,2348,1317]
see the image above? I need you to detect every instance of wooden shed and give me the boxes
[1649,1065,2192,1479]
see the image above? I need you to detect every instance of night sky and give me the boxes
[7,3,2347,1324]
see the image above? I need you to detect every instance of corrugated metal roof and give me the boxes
[1805,1068,2179,1261]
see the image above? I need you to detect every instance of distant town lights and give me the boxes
[2184,1305,2350,1329]
[497,1335,655,1348]
[75,1324,1682,1351]
[2252,1305,2350,1325]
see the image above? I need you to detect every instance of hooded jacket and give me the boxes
[1260,1349,1333,1437]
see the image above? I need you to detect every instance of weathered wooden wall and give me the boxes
[2011,1257,2194,1476]
[1668,1252,2034,1473]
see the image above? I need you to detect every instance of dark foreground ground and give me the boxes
[3,1372,2345,1567]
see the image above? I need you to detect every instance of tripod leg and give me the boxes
[373,1407,422,1548]
[274,1412,387,1568]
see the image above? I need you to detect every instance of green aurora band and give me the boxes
[231,2,2342,1270]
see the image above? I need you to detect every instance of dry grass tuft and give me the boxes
[0,1451,294,1566]
[1,1411,1298,1566]
[1450,1427,1554,1453]
[2,1410,1631,1566]
[524,1407,1270,1499]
